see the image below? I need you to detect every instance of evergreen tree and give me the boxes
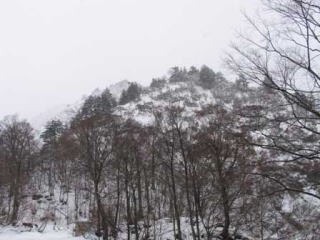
[40,120,65,195]
[188,66,199,75]
[40,120,64,144]
[150,78,166,89]
[168,66,188,83]
[75,88,116,120]
[188,66,200,82]
[119,83,141,105]
[199,65,216,89]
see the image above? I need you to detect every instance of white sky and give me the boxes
[0,0,255,121]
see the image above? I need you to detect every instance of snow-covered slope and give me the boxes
[114,80,228,125]
[30,78,232,132]
[0,225,84,240]
[109,80,131,100]
[3,76,319,240]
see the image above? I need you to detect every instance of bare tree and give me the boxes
[72,114,118,240]
[196,105,255,240]
[226,0,320,199]
[0,115,37,224]
[154,109,183,240]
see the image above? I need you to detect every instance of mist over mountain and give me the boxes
[30,80,132,132]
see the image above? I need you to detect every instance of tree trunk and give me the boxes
[94,183,108,240]
[216,157,231,240]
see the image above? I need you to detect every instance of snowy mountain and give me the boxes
[114,81,216,125]
[108,80,131,100]
[30,103,79,134]
[2,67,320,240]
[30,80,131,131]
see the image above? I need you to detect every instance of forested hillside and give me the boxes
[0,64,319,240]
[1,1,320,239]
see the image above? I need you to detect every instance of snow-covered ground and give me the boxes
[0,225,84,240]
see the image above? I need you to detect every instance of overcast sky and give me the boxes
[0,0,255,121]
